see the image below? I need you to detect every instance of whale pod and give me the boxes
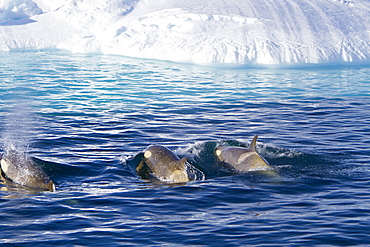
[215,135,273,172]
[137,145,205,183]
[0,150,55,191]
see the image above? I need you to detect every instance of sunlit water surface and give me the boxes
[0,50,369,246]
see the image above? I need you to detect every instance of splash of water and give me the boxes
[1,102,38,153]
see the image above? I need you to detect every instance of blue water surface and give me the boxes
[0,50,369,246]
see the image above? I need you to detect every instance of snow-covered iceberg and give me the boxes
[0,0,369,67]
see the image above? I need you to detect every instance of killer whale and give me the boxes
[136,145,205,183]
[215,135,273,172]
[0,150,55,192]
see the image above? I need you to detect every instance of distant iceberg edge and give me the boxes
[1,0,370,68]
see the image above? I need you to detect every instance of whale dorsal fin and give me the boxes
[247,135,258,152]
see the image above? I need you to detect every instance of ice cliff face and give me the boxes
[1,0,369,67]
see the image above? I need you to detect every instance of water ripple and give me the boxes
[0,50,369,246]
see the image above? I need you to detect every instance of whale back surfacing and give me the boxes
[215,135,272,172]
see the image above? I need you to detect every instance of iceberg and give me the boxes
[0,0,369,67]
[0,0,42,24]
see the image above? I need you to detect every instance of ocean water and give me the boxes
[0,50,369,246]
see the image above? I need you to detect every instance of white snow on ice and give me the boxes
[0,0,369,67]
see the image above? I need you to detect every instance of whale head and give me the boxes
[0,150,55,192]
[142,145,190,183]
